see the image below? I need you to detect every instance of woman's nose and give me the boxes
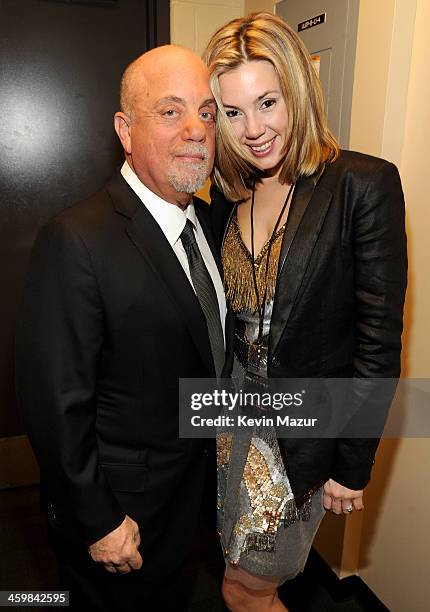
[245,113,265,139]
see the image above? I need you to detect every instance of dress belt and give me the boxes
[234,332,269,378]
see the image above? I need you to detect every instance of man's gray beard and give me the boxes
[167,160,209,194]
[167,143,210,193]
[167,164,209,193]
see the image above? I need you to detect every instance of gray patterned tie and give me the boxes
[180,219,224,377]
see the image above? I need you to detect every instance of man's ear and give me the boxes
[114,112,132,154]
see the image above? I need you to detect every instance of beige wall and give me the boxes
[349,0,396,157]
[245,0,275,13]
[399,1,430,379]
[349,0,417,166]
[170,0,276,57]
[170,0,244,56]
[354,1,430,609]
[359,441,430,611]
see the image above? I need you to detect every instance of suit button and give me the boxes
[271,356,280,368]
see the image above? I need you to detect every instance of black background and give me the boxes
[0,0,170,436]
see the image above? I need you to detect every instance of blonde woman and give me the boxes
[204,13,407,612]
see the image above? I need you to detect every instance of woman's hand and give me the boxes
[323,478,364,514]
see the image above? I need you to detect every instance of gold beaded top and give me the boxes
[222,211,286,314]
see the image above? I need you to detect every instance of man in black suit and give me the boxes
[16,45,228,610]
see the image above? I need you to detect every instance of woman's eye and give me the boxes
[225,109,240,119]
[261,99,276,110]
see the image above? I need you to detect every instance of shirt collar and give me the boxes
[120,161,197,247]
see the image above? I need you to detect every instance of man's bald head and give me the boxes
[114,44,215,207]
[120,45,209,121]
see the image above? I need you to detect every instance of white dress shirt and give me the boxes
[121,162,226,342]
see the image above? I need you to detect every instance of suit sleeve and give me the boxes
[16,218,125,544]
[331,161,407,489]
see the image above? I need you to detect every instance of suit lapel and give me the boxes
[106,172,216,376]
[196,200,236,378]
[195,200,223,277]
[269,172,332,357]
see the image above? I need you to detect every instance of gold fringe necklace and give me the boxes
[222,182,294,316]
[222,215,286,313]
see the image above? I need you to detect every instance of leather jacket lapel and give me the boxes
[269,173,332,358]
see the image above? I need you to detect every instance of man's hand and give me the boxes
[88,515,142,574]
[323,479,364,514]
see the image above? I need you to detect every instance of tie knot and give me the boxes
[180,219,197,250]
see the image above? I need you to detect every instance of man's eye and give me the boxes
[163,109,178,118]
[200,111,215,122]
[261,99,276,110]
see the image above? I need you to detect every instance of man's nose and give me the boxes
[245,113,264,139]
[182,113,207,141]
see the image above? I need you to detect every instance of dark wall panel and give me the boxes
[0,0,170,436]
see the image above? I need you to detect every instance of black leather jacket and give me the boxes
[211,150,407,503]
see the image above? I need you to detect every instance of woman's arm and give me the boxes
[332,160,407,491]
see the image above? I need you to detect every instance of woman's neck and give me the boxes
[236,178,294,256]
[254,176,292,208]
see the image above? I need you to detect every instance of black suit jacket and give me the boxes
[16,171,233,579]
[211,150,407,502]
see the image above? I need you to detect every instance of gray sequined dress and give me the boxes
[217,300,325,581]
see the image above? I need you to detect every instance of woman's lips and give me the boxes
[246,136,276,157]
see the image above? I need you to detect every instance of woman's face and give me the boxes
[218,60,288,174]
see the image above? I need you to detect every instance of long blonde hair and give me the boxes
[203,12,339,201]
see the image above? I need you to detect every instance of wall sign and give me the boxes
[298,13,326,32]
